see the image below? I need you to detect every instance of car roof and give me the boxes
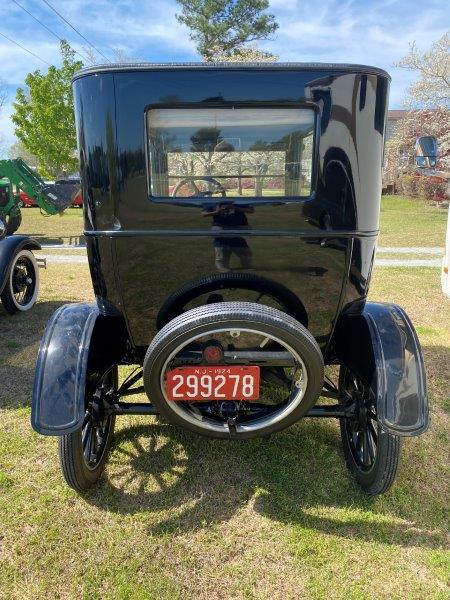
[73,61,390,81]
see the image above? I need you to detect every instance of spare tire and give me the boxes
[144,302,323,439]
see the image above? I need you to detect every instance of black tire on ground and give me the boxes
[144,302,324,439]
[4,211,22,235]
[1,248,39,314]
[59,368,117,491]
[339,366,401,495]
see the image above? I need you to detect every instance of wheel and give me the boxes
[339,366,401,495]
[1,249,39,314]
[59,367,117,491]
[4,211,22,235]
[156,272,308,330]
[144,302,324,439]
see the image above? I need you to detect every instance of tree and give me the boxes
[175,0,278,61]
[207,43,277,62]
[8,140,39,169]
[396,32,449,108]
[0,78,6,111]
[384,33,450,196]
[385,107,450,176]
[12,41,82,178]
[0,79,7,155]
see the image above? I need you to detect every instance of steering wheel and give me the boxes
[171,176,227,198]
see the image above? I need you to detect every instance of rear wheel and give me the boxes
[1,248,39,314]
[59,368,117,491]
[144,302,323,439]
[339,366,401,495]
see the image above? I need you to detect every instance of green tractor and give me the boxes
[0,177,21,235]
[0,158,78,235]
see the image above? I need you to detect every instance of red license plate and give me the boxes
[166,366,260,401]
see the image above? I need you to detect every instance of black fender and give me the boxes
[0,235,41,294]
[31,302,127,435]
[334,302,428,436]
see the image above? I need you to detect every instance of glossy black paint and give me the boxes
[31,63,428,438]
[0,235,40,295]
[334,302,428,436]
[32,303,99,435]
[72,63,389,355]
[31,302,127,435]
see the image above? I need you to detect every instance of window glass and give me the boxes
[147,107,315,199]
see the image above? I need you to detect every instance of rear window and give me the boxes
[146,107,315,199]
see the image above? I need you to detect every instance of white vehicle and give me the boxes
[414,136,449,298]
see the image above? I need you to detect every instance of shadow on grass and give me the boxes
[0,300,64,409]
[83,411,445,549]
[1,293,446,550]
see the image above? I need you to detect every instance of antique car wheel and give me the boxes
[339,366,401,495]
[59,368,117,491]
[144,302,323,439]
[1,249,39,314]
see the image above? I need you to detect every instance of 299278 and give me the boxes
[166,366,260,401]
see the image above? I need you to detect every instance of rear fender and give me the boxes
[31,302,127,435]
[334,302,428,436]
[0,235,40,294]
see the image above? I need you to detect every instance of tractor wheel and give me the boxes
[4,211,22,235]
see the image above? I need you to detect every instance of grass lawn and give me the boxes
[0,259,449,598]
[1,199,449,598]
[19,207,84,244]
[18,196,448,249]
[379,195,447,247]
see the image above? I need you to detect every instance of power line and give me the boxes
[40,0,111,62]
[10,0,91,64]
[0,29,51,66]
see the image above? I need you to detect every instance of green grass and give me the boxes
[1,201,449,598]
[18,196,448,250]
[379,195,447,247]
[0,263,449,598]
[19,206,84,244]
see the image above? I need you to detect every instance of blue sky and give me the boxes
[0,0,448,153]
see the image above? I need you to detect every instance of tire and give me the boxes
[4,211,22,235]
[156,272,308,329]
[144,302,323,439]
[59,368,117,491]
[339,366,401,495]
[1,249,39,314]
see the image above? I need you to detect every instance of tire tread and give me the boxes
[144,302,323,439]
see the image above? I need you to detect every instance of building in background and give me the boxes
[385,110,407,142]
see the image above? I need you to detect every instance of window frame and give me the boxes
[144,101,320,205]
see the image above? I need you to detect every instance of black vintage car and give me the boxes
[32,63,428,495]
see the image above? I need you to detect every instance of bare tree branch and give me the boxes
[0,78,7,111]
[395,32,450,108]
